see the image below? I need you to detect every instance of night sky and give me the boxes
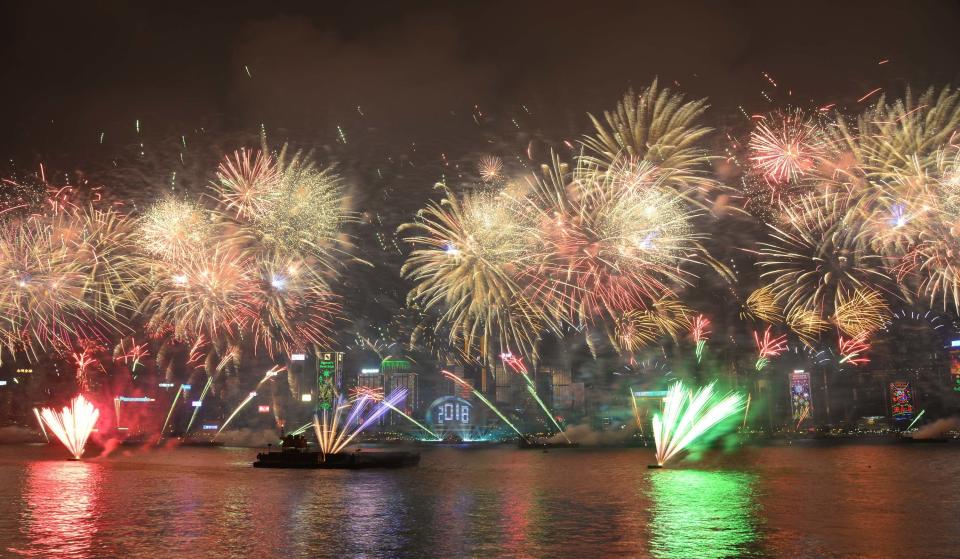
[3,1,960,169]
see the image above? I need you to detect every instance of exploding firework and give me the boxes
[785,306,829,345]
[753,326,787,370]
[38,394,100,460]
[401,188,547,358]
[652,381,745,467]
[526,158,702,325]
[758,190,888,316]
[0,207,141,359]
[210,148,280,220]
[833,288,889,338]
[139,198,213,262]
[838,334,870,366]
[749,110,824,185]
[581,79,717,198]
[478,156,504,182]
[741,286,783,323]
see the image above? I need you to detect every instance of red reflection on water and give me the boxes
[13,460,103,558]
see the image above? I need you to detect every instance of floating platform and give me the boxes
[253,449,420,469]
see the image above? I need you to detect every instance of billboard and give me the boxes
[889,381,914,420]
[951,347,960,392]
[789,370,812,421]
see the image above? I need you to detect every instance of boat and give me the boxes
[253,448,421,469]
[517,437,580,449]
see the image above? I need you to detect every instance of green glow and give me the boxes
[648,470,759,559]
[652,381,745,466]
[471,389,523,438]
[906,409,926,430]
[695,340,706,363]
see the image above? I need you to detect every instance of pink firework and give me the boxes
[749,111,823,184]
[690,315,711,344]
[753,326,787,370]
[71,341,104,391]
[838,335,870,366]
[499,351,529,375]
[114,338,149,371]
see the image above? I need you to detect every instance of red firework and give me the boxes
[749,111,823,185]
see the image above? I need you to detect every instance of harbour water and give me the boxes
[0,442,957,558]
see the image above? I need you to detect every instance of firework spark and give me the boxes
[313,388,408,456]
[690,314,711,362]
[833,288,889,338]
[838,334,870,366]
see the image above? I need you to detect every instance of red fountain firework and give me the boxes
[37,395,100,460]
[754,326,787,371]
[690,315,711,363]
[838,335,870,366]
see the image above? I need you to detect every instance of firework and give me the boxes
[32,407,49,442]
[758,190,888,316]
[183,376,213,435]
[213,391,259,441]
[139,198,212,262]
[442,370,523,438]
[612,310,660,356]
[651,381,745,467]
[114,338,149,371]
[838,334,870,366]
[210,148,280,220]
[313,388,407,457]
[581,79,716,197]
[753,326,787,370]
[785,306,829,345]
[526,158,702,325]
[690,315,711,362]
[749,110,824,185]
[833,288,889,338]
[401,188,546,358]
[38,394,100,460]
[478,156,504,182]
[158,384,186,442]
[0,207,141,359]
[741,286,783,323]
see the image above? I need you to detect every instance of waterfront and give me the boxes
[0,443,957,558]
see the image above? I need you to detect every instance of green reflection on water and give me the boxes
[648,470,759,559]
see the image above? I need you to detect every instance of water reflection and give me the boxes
[14,460,104,558]
[647,470,760,559]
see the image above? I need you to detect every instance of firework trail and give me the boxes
[442,370,523,438]
[213,391,259,441]
[838,335,870,366]
[348,386,439,440]
[500,352,570,442]
[157,384,186,443]
[32,408,49,442]
[652,381,745,467]
[38,395,100,460]
[183,376,214,435]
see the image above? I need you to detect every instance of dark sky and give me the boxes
[1,0,959,172]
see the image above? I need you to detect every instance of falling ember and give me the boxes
[651,381,745,467]
[38,395,100,460]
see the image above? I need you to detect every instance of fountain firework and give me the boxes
[313,387,408,457]
[38,395,100,460]
[651,381,745,467]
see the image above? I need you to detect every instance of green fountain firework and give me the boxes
[652,381,745,467]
